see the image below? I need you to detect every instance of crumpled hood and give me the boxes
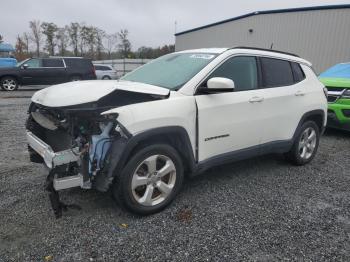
[31,80,170,107]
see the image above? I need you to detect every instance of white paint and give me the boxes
[32,48,327,163]
[31,80,170,107]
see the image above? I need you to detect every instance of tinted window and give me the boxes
[291,62,305,83]
[65,58,92,68]
[207,56,258,91]
[96,66,112,71]
[261,57,294,87]
[25,58,42,68]
[42,59,64,67]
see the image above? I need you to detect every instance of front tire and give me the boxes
[1,76,18,91]
[102,75,111,80]
[285,121,320,165]
[113,144,184,215]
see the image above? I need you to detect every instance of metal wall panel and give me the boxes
[175,9,350,73]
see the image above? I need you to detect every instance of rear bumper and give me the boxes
[26,131,79,168]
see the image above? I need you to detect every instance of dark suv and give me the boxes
[0,57,96,91]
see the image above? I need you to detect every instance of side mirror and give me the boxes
[206,77,235,92]
[22,64,29,69]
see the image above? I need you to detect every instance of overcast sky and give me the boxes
[1,0,349,50]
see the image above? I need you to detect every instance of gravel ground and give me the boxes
[0,88,350,261]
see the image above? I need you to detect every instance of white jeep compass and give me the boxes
[26,47,327,217]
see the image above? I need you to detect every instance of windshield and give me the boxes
[121,52,217,90]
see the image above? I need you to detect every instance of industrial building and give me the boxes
[175,4,350,73]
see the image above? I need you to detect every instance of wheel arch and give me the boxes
[114,126,196,178]
[1,74,20,82]
[293,109,325,141]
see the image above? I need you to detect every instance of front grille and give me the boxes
[326,86,345,103]
[326,86,346,92]
[328,96,338,103]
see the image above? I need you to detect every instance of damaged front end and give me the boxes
[26,87,167,217]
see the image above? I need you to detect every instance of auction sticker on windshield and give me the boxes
[190,54,215,60]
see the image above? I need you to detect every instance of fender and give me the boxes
[292,109,326,140]
[94,126,196,192]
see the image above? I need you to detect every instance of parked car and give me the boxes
[0,57,96,91]
[26,47,327,217]
[94,64,118,80]
[0,43,17,68]
[319,63,350,130]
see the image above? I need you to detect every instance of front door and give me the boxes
[195,56,263,162]
[20,58,44,85]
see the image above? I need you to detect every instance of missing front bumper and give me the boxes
[26,131,79,169]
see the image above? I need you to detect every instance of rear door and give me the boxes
[195,56,264,161]
[258,57,307,144]
[42,58,67,84]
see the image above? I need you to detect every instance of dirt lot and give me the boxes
[0,88,350,261]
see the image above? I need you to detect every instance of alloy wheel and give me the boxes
[298,127,317,160]
[2,79,17,91]
[131,154,176,206]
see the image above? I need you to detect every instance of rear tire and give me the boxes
[285,121,320,165]
[70,75,82,81]
[113,144,184,215]
[102,76,111,80]
[1,76,18,91]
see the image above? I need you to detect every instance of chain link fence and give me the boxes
[93,58,152,78]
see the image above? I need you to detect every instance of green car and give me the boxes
[319,63,350,130]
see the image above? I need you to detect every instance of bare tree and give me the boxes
[118,29,131,58]
[23,33,30,54]
[79,24,89,56]
[0,35,3,43]
[29,20,42,57]
[15,35,28,61]
[41,22,58,56]
[95,28,105,60]
[105,33,118,59]
[56,26,68,56]
[68,22,80,56]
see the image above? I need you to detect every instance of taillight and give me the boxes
[92,66,96,76]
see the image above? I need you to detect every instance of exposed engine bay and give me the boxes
[26,89,167,217]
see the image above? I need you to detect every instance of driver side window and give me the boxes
[25,58,42,68]
[207,56,258,91]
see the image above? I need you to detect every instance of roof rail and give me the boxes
[231,46,300,57]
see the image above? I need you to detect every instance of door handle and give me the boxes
[295,90,305,96]
[249,96,264,103]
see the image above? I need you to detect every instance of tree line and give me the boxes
[9,21,174,61]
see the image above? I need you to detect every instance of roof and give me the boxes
[175,4,350,36]
[0,43,15,52]
[175,47,311,66]
[177,48,228,54]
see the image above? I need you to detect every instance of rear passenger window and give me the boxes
[261,57,294,87]
[65,58,92,68]
[291,62,305,83]
[42,59,64,68]
[208,56,258,91]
